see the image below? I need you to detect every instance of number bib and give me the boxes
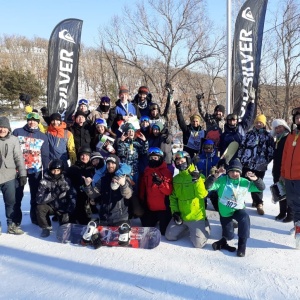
[219,179,245,210]
[186,131,204,150]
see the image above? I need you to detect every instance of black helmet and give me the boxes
[49,159,64,171]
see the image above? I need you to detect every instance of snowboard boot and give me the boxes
[81,221,98,246]
[212,237,236,252]
[7,223,24,235]
[237,237,247,257]
[283,214,293,223]
[41,228,50,238]
[118,223,131,246]
[91,233,102,249]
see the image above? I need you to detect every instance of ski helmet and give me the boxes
[49,159,64,171]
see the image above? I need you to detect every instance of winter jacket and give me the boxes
[69,122,92,154]
[272,133,288,182]
[196,150,220,178]
[238,127,274,171]
[175,106,205,157]
[87,107,109,124]
[46,122,76,166]
[139,161,173,211]
[117,138,149,176]
[219,102,255,156]
[84,171,133,225]
[281,130,300,180]
[170,164,208,222]
[13,124,50,174]
[148,131,173,164]
[0,133,26,184]
[206,174,265,217]
[36,171,76,213]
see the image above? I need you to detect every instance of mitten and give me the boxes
[189,169,200,182]
[174,101,182,108]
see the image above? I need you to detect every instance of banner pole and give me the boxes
[226,0,232,115]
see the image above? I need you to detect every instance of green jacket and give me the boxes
[208,175,265,217]
[170,164,208,221]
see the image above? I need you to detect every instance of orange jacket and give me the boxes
[281,131,300,180]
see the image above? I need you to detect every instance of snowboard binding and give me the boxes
[81,221,98,246]
[118,223,131,246]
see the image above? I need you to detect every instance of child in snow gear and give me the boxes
[205,158,265,257]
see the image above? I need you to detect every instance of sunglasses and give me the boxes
[148,147,163,157]
[78,99,88,105]
[27,112,40,120]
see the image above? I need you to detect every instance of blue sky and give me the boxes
[0,0,278,47]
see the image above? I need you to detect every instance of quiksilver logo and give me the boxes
[242,7,255,22]
[59,29,75,43]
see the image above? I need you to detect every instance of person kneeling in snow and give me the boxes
[205,158,265,257]
[36,159,77,238]
[165,151,210,248]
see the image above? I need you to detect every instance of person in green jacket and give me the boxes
[165,151,210,248]
[205,158,265,257]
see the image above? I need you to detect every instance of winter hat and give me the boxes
[138,86,149,95]
[100,96,111,104]
[227,158,243,174]
[151,121,163,132]
[95,118,107,128]
[0,116,11,131]
[119,85,129,94]
[74,110,87,119]
[50,113,62,122]
[123,123,136,132]
[106,154,120,170]
[203,139,214,147]
[254,114,267,126]
[190,114,201,122]
[271,119,290,137]
[214,104,225,114]
[292,107,300,123]
[90,151,104,162]
[77,145,92,157]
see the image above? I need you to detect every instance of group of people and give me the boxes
[0,85,300,256]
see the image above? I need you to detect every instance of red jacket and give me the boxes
[281,131,300,180]
[139,161,173,211]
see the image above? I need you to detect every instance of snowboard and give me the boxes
[270,181,286,203]
[220,141,239,164]
[56,223,161,249]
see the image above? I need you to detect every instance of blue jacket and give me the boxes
[13,124,50,174]
[196,150,220,178]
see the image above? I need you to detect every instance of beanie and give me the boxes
[50,113,62,122]
[106,154,120,170]
[151,121,163,132]
[227,158,243,174]
[190,114,201,122]
[0,116,11,132]
[123,123,136,132]
[75,110,87,119]
[214,104,225,114]
[77,145,92,158]
[100,96,111,104]
[95,118,107,128]
[292,107,300,123]
[119,85,129,94]
[254,114,267,126]
[270,119,290,137]
[90,151,104,162]
[138,86,149,94]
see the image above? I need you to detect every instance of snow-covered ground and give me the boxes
[0,121,299,300]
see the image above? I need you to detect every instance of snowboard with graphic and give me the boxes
[56,223,161,249]
[220,141,239,164]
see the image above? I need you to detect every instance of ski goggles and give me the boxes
[140,116,150,122]
[26,112,40,120]
[78,99,88,106]
[148,147,163,157]
[227,113,238,120]
[292,107,300,115]
[173,151,189,160]
[95,118,107,126]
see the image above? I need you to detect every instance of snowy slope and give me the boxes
[0,121,299,300]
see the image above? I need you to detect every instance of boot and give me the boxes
[212,237,236,252]
[283,207,293,223]
[237,237,247,257]
[41,228,50,238]
[7,223,24,235]
[257,204,264,215]
[275,212,286,221]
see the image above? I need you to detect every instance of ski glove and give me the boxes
[152,173,163,186]
[174,101,182,108]
[189,169,200,182]
[173,212,183,225]
[19,176,27,187]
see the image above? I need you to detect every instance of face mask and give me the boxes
[148,159,162,168]
[100,104,109,112]
[51,173,62,180]
[175,162,188,171]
